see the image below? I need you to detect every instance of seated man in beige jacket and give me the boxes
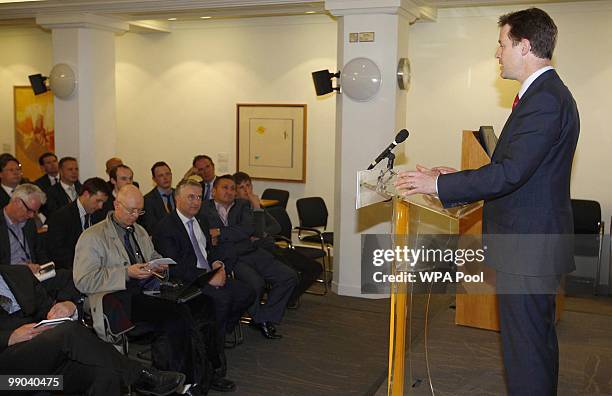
[73,185,230,396]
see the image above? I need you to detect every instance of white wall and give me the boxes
[114,15,337,223]
[0,27,52,153]
[402,1,612,285]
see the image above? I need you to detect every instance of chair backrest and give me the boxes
[261,188,290,209]
[571,199,601,234]
[266,206,293,240]
[296,197,328,229]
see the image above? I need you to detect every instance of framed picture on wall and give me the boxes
[13,86,55,181]
[236,103,306,183]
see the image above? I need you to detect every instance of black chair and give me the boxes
[296,197,333,279]
[261,188,289,210]
[569,199,605,295]
[266,206,328,295]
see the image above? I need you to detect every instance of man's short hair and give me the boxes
[38,152,57,166]
[151,161,171,178]
[109,164,132,181]
[0,156,19,172]
[175,178,202,197]
[213,174,234,188]
[192,154,214,167]
[498,8,557,60]
[233,171,251,186]
[59,156,77,169]
[12,183,46,205]
[80,177,111,197]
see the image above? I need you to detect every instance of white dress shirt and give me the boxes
[176,209,209,268]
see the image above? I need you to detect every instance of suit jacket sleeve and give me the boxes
[218,201,255,243]
[0,269,53,352]
[438,90,562,208]
[73,230,127,294]
[45,211,73,269]
[152,222,201,282]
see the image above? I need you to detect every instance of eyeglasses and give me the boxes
[117,200,145,216]
[186,194,203,202]
[19,198,37,215]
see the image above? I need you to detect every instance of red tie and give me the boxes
[512,94,519,111]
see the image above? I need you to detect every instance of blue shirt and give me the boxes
[0,274,22,314]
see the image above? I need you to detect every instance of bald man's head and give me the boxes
[114,184,144,226]
[105,157,123,176]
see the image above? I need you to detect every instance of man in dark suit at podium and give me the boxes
[396,8,579,395]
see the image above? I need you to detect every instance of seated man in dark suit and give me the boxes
[140,161,175,234]
[74,185,233,395]
[234,172,322,306]
[34,152,59,193]
[199,175,298,339]
[46,177,110,270]
[153,179,254,386]
[0,264,185,396]
[0,156,23,208]
[1,183,76,300]
[44,156,81,216]
[98,164,134,219]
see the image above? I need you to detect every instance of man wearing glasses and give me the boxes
[73,184,221,396]
[0,184,77,300]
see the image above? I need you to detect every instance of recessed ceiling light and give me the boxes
[200,16,212,19]
[167,17,177,21]
[305,11,316,14]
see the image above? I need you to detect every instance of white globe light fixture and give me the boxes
[340,57,382,102]
[49,63,76,99]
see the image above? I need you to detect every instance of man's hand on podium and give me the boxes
[395,164,454,196]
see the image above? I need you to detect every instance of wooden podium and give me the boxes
[455,130,564,331]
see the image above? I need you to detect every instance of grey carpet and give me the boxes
[223,292,392,396]
[374,296,612,396]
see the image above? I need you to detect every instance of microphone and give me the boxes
[367,129,409,170]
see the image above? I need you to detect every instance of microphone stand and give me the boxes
[386,152,396,171]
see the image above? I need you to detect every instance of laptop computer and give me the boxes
[145,267,221,303]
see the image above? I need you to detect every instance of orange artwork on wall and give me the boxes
[13,86,55,181]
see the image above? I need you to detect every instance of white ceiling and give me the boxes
[0,0,603,26]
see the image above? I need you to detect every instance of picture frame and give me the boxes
[236,103,306,183]
[13,86,55,180]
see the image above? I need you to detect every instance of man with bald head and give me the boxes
[74,185,222,395]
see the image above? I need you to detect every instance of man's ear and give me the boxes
[520,38,531,56]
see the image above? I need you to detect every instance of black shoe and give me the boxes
[132,367,185,396]
[182,384,204,396]
[252,321,282,339]
[211,377,237,392]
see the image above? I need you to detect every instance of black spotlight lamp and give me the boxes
[312,69,340,96]
[28,74,49,95]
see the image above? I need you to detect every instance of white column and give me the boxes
[36,13,129,179]
[326,0,419,297]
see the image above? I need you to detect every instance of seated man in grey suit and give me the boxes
[140,161,175,234]
[0,264,185,396]
[34,152,59,193]
[74,185,230,395]
[199,175,298,339]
